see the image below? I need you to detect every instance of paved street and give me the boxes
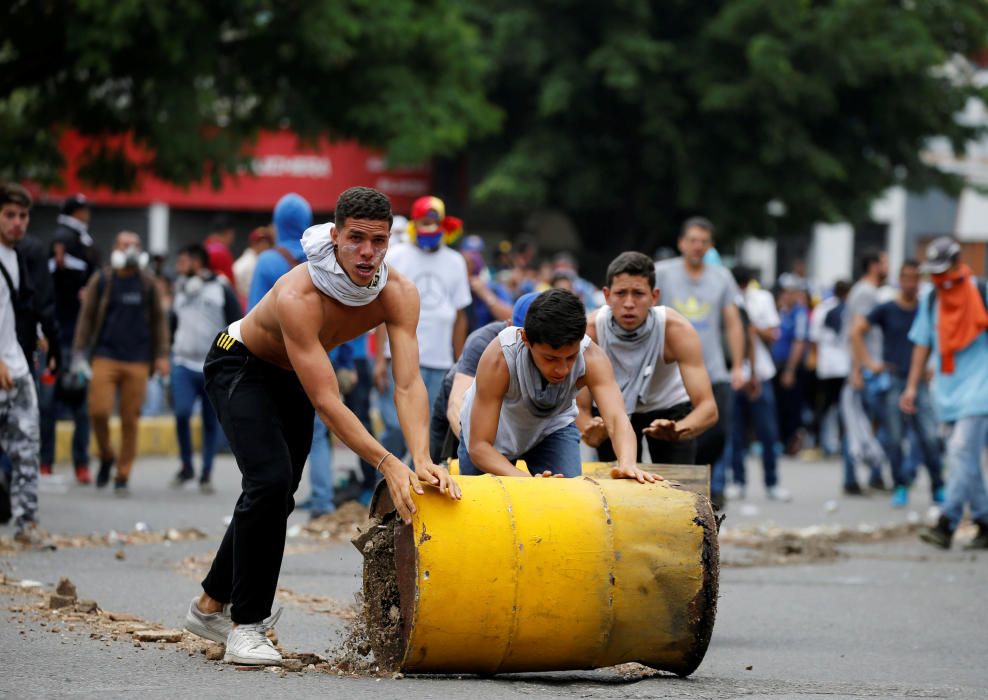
[2,450,986,699]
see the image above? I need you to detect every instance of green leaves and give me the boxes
[0,0,498,190]
[465,0,988,251]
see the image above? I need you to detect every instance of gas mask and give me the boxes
[110,245,149,270]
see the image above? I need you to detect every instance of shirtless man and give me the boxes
[577,251,718,465]
[459,288,656,482]
[183,187,459,666]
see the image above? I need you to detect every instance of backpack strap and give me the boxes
[274,246,301,269]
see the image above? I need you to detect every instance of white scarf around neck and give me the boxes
[301,223,388,307]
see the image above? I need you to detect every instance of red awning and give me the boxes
[40,129,431,213]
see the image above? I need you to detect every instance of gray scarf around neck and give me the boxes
[595,306,662,413]
[301,223,388,307]
[509,327,586,418]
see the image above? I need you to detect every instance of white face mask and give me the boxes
[110,246,148,270]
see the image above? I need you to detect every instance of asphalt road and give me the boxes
[2,451,985,699]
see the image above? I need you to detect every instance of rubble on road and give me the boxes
[0,525,208,556]
[300,502,371,540]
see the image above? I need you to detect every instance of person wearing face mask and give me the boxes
[170,244,242,493]
[72,231,170,494]
[373,196,472,464]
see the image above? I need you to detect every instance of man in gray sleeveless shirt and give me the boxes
[578,252,718,465]
[459,289,656,482]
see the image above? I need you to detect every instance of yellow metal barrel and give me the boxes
[363,474,718,676]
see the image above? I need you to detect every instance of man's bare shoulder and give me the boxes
[378,269,420,321]
[586,309,601,340]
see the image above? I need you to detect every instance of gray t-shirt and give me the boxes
[654,258,740,384]
[846,280,882,361]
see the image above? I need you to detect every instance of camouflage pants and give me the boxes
[0,374,40,531]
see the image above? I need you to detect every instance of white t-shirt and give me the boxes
[0,246,29,379]
[810,296,851,379]
[385,243,471,370]
[743,286,779,382]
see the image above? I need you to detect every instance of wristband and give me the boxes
[375,452,391,472]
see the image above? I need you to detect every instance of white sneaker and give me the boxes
[184,597,232,644]
[725,483,745,501]
[223,624,282,665]
[766,485,793,502]
[184,597,283,645]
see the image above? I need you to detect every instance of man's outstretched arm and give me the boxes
[279,291,453,525]
[652,310,718,441]
[386,284,461,501]
[467,344,525,476]
[584,344,659,484]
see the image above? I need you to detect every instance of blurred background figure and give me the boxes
[772,273,810,457]
[170,244,241,494]
[44,193,98,483]
[460,234,512,332]
[203,214,237,295]
[234,225,273,310]
[73,232,169,495]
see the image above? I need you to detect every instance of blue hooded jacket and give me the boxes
[247,193,313,310]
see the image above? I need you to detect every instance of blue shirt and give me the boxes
[772,303,809,366]
[867,300,917,378]
[908,282,988,421]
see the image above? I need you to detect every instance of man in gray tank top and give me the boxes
[579,252,718,465]
[459,289,657,482]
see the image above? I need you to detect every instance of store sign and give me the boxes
[43,130,431,212]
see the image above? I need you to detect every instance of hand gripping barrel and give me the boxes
[359,474,719,676]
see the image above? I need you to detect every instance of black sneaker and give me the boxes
[963,521,988,551]
[843,483,867,497]
[868,476,891,493]
[171,466,196,488]
[919,516,953,549]
[113,479,130,498]
[96,459,114,489]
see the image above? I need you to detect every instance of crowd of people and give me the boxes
[1,183,986,566]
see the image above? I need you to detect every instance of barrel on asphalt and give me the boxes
[363,474,719,676]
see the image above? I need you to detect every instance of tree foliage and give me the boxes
[0,0,499,190]
[465,0,988,250]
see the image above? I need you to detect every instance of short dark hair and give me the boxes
[732,265,753,288]
[901,258,919,272]
[606,251,655,288]
[859,248,883,276]
[523,289,587,348]
[833,279,852,299]
[335,187,392,229]
[180,243,209,268]
[680,216,714,239]
[0,182,32,209]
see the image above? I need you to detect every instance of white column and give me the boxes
[810,223,854,288]
[148,203,169,255]
[739,237,777,285]
[872,187,907,276]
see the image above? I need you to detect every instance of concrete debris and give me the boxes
[49,594,76,609]
[205,645,225,661]
[132,629,184,643]
[76,600,99,614]
[107,612,142,622]
[55,577,77,599]
[302,502,371,541]
[115,549,126,560]
[1,526,207,556]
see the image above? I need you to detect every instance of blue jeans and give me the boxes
[39,348,90,467]
[378,363,447,462]
[882,376,943,490]
[171,365,219,479]
[941,415,988,529]
[457,422,582,477]
[861,370,890,482]
[731,382,780,488]
[307,413,335,516]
